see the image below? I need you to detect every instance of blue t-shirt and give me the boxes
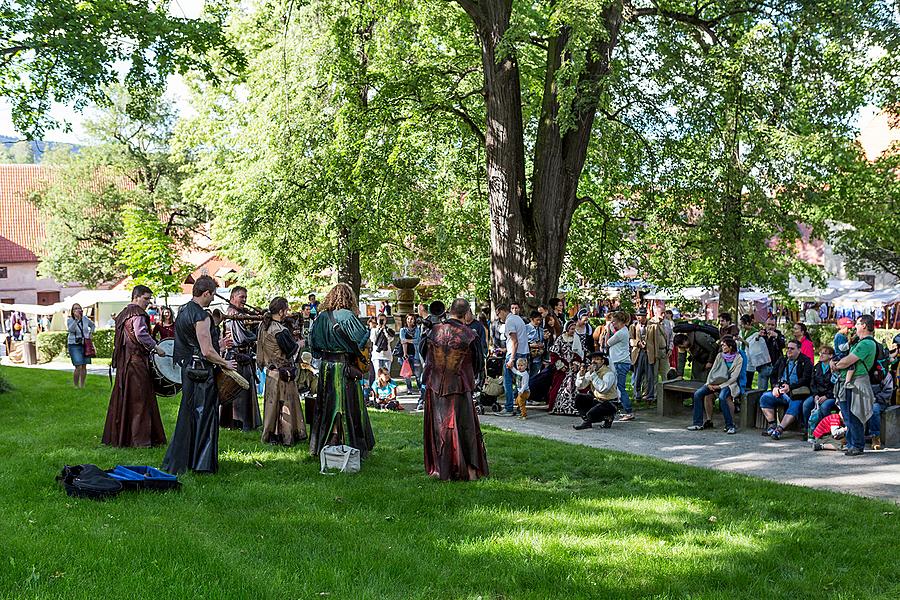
[833,333,850,361]
[785,359,799,385]
[374,381,397,401]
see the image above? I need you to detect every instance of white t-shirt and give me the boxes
[504,314,529,356]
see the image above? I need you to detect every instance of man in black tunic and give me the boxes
[162,276,237,475]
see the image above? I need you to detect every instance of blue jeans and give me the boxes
[756,363,774,391]
[839,389,866,451]
[614,361,633,414]
[868,403,884,438]
[760,392,803,419]
[692,385,735,428]
[503,352,529,412]
[802,396,837,429]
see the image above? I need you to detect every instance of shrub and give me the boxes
[92,329,114,359]
[36,331,69,363]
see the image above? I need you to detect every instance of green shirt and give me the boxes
[850,337,876,378]
[308,309,369,356]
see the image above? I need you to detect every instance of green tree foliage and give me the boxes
[176,0,487,300]
[826,130,900,279]
[33,88,204,287]
[0,0,242,137]
[116,206,189,294]
[436,0,899,307]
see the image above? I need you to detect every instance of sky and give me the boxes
[0,1,885,144]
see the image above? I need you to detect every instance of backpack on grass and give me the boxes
[56,464,122,501]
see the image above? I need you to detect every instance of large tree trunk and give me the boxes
[337,226,362,300]
[461,0,623,307]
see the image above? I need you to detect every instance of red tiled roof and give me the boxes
[0,165,53,263]
[0,164,136,263]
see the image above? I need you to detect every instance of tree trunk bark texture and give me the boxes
[462,0,623,306]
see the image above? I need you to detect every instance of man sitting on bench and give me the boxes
[759,339,813,440]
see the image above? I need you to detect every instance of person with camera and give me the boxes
[758,339,813,440]
[370,315,395,379]
[162,276,238,474]
[572,352,618,430]
[756,317,786,390]
[102,285,168,448]
[66,303,95,389]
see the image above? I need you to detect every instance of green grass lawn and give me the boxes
[0,366,898,600]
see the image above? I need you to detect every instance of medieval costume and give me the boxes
[307,309,375,459]
[258,319,307,446]
[219,308,262,432]
[161,300,220,474]
[421,318,488,481]
[102,303,166,447]
[547,326,587,415]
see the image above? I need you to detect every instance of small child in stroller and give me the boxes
[474,356,505,414]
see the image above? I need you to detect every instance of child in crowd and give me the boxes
[296,351,318,397]
[371,368,402,411]
[510,357,530,419]
[812,412,846,452]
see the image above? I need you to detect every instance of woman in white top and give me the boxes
[66,303,95,388]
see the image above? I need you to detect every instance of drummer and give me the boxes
[102,285,168,448]
[162,275,237,475]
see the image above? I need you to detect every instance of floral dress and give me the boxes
[548,333,586,416]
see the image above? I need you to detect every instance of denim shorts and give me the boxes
[68,343,91,366]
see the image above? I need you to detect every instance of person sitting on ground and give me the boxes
[510,357,530,419]
[687,336,744,434]
[812,412,846,452]
[673,329,718,383]
[759,338,814,439]
[573,352,618,430]
[371,368,402,411]
[802,346,837,438]
[793,322,815,363]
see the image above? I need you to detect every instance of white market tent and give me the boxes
[789,278,871,302]
[831,290,876,310]
[833,285,900,311]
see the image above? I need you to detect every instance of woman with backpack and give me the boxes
[66,303,95,388]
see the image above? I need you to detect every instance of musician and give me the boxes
[220,286,262,432]
[307,283,375,460]
[421,298,488,481]
[102,285,168,447]
[257,297,307,446]
[162,275,237,475]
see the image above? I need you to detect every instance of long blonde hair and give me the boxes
[321,283,358,314]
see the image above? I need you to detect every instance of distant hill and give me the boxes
[0,135,81,163]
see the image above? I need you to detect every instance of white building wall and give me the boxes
[0,262,87,303]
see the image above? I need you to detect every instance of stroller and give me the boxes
[474,356,505,415]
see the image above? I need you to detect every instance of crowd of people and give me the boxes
[481,300,898,454]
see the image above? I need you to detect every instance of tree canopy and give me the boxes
[0,0,242,137]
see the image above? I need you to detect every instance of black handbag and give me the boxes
[186,353,210,382]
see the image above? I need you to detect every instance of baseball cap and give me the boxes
[836,317,854,327]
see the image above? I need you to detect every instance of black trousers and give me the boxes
[574,393,617,423]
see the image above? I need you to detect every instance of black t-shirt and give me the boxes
[174,300,217,366]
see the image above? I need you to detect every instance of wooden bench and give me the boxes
[657,379,763,429]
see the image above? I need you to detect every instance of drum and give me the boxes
[215,368,249,406]
[151,339,182,397]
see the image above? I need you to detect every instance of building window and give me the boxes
[0,267,7,279]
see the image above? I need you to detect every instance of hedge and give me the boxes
[36,332,68,363]
[35,329,115,362]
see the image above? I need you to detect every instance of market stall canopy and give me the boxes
[831,290,875,309]
[856,285,900,309]
[0,302,59,315]
[789,278,871,302]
